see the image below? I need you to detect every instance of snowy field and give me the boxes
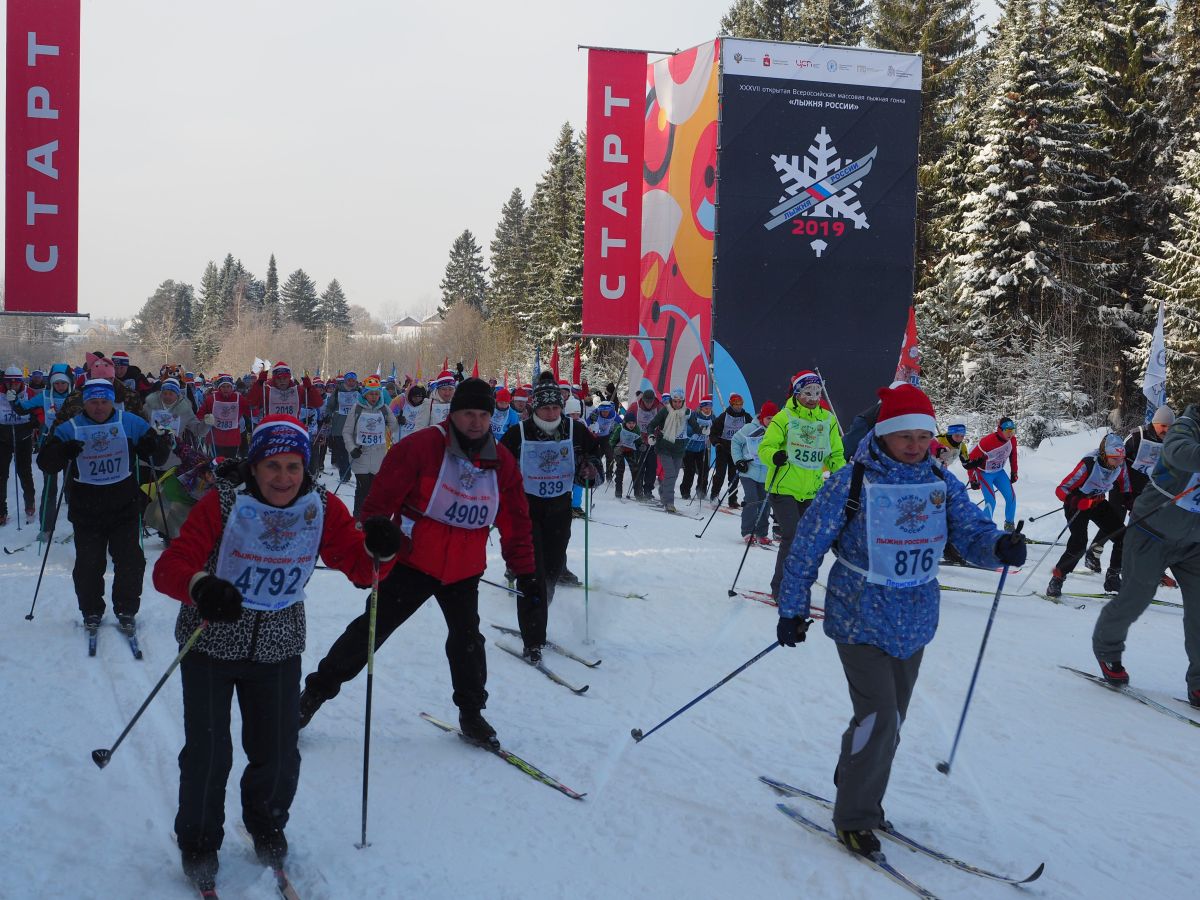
[2,427,1196,899]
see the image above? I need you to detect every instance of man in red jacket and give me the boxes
[299,377,537,745]
[247,362,323,419]
[198,375,252,456]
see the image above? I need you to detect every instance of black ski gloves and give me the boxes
[62,439,85,459]
[994,532,1028,567]
[734,459,750,473]
[516,574,541,606]
[777,616,812,647]
[350,447,363,459]
[191,575,244,623]
[772,450,788,467]
[362,515,405,560]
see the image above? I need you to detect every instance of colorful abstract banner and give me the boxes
[713,38,922,419]
[625,40,719,408]
[5,0,81,313]
[582,48,646,337]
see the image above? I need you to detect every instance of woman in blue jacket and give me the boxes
[774,384,1026,859]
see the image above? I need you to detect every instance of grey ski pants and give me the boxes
[658,454,682,507]
[833,643,924,831]
[1093,525,1200,690]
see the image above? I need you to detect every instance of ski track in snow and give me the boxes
[2,428,1196,898]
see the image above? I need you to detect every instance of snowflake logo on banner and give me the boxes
[763,126,878,257]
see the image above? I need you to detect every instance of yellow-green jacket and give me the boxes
[758,399,845,499]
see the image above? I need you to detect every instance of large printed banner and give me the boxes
[625,40,719,407]
[583,49,646,336]
[714,39,922,419]
[5,0,81,314]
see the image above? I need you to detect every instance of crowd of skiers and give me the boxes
[7,348,1200,887]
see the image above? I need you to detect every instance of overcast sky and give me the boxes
[2,0,1000,322]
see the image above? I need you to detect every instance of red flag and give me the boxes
[549,342,560,380]
[894,306,922,386]
[443,355,449,371]
[582,48,645,335]
[571,344,582,386]
[6,0,82,313]
[471,358,479,378]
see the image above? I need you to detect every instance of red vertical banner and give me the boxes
[582,49,645,336]
[5,0,80,314]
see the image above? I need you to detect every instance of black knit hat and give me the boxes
[449,377,494,414]
[531,382,564,412]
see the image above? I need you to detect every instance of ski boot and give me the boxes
[116,614,136,636]
[663,503,677,514]
[1003,520,1016,532]
[1103,569,1121,594]
[458,708,499,748]
[251,828,288,868]
[728,496,740,510]
[743,535,755,544]
[1045,570,1064,598]
[837,828,882,859]
[614,486,623,499]
[757,536,775,547]
[24,506,35,524]
[571,507,586,519]
[83,613,102,633]
[522,645,543,665]
[180,848,219,892]
[680,490,691,501]
[557,567,582,587]
[1188,689,1200,709]
[1098,658,1129,686]
[1083,544,1102,573]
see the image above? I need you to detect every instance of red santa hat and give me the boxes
[272,361,291,375]
[430,369,456,388]
[874,384,937,437]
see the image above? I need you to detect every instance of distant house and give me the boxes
[390,314,439,341]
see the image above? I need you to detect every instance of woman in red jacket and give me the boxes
[152,414,402,895]
[197,374,252,456]
[299,377,537,747]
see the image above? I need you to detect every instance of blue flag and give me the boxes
[1143,299,1166,424]
[533,346,541,378]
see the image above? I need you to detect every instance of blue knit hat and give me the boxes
[248,414,311,466]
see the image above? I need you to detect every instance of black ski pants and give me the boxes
[328,434,351,483]
[519,502,573,649]
[0,431,36,517]
[680,449,710,498]
[175,652,301,854]
[73,518,144,618]
[711,443,740,502]
[1055,500,1126,576]
[306,563,488,711]
[636,445,657,497]
[352,473,374,520]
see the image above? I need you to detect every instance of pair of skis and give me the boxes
[762,775,1044,898]
[184,825,303,899]
[492,623,598,694]
[86,622,142,659]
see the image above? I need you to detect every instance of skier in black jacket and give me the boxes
[499,380,601,661]
[710,393,753,508]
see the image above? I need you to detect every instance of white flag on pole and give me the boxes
[1142,299,1167,421]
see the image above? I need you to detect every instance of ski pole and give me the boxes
[1028,505,1064,523]
[1013,512,1080,594]
[625,443,653,501]
[92,623,207,769]
[24,472,69,620]
[584,483,592,645]
[152,460,173,542]
[631,641,780,743]
[13,425,21,532]
[938,522,1023,776]
[812,367,844,437]
[727,468,782,597]
[695,479,735,540]
[356,557,382,849]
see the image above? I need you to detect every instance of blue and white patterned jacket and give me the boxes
[778,432,1005,659]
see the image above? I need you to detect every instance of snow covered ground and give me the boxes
[2,427,1197,899]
